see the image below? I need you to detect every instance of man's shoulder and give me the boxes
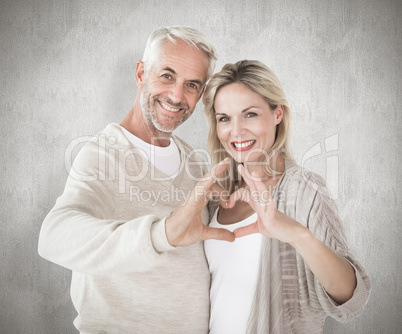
[81,123,131,151]
[71,123,129,169]
[99,123,129,145]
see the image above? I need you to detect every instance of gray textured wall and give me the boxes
[1,0,401,333]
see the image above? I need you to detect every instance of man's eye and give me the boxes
[188,83,198,90]
[162,74,172,80]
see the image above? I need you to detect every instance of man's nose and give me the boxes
[168,82,185,104]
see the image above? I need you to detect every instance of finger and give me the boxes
[190,158,230,205]
[213,157,231,177]
[239,166,272,205]
[238,164,257,191]
[202,226,235,242]
[206,183,231,206]
[233,222,259,238]
[267,198,276,210]
[249,171,272,205]
[207,183,229,200]
[204,157,231,189]
[253,174,277,207]
[229,187,261,213]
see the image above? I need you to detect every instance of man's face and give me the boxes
[138,39,210,134]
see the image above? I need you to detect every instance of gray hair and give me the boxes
[142,25,217,80]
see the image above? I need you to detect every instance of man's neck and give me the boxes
[120,104,171,147]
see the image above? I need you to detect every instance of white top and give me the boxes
[120,125,181,179]
[205,209,263,334]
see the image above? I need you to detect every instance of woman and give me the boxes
[203,60,370,334]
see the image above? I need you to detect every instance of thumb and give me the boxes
[233,222,259,238]
[202,226,235,242]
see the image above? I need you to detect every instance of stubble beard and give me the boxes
[139,80,192,135]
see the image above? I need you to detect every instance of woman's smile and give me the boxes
[231,140,256,151]
[214,82,283,164]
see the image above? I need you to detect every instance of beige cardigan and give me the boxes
[243,160,371,333]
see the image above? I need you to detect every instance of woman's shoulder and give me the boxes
[277,160,339,230]
[279,159,333,201]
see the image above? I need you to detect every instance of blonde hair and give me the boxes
[203,60,293,193]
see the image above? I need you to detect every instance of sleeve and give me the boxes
[299,173,371,323]
[38,137,175,275]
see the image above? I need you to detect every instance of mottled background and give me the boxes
[1,0,401,333]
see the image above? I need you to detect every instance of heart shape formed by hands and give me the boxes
[225,164,304,245]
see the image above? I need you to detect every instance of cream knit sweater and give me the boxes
[39,123,210,333]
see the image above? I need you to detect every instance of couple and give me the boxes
[38,26,370,333]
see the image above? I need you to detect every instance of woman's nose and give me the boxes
[230,119,246,137]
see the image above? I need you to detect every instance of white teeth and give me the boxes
[233,140,255,148]
[159,101,180,112]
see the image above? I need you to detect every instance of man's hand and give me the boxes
[165,158,235,246]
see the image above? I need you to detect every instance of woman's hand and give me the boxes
[230,164,308,245]
[165,158,235,247]
[231,164,357,304]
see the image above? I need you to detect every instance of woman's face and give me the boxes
[214,82,283,164]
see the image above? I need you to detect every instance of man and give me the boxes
[38,26,233,333]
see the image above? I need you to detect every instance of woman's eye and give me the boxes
[246,112,257,118]
[218,116,229,122]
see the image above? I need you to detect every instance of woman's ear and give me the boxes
[135,61,145,88]
[275,105,284,125]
